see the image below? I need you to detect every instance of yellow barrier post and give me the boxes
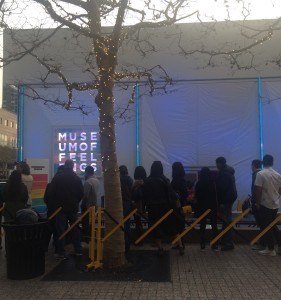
[135,209,174,245]
[96,207,103,264]
[89,206,96,263]
[87,207,104,270]
[102,208,137,242]
[48,207,62,221]
[172,209,211,245]
[250,214,281,246]
[58,208,91,240]
[210,208,250,246]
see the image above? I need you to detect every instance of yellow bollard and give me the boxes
[96,207,103,264]
[172,209,211,245]
[250,214,281,246]
[88,206,96,263]
[87,207,103,270]
[210,208,250,246]
[135,209,174,245]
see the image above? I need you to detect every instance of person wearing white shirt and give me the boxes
[81,166,100,242]
[254,154,281,256]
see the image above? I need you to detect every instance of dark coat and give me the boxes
[143,175,171,206]
[171,177,188,206]
[251,169,261,205]
[3,183,28,221]
[143,175,177,237]
[216,165,237,205]
[50,168,83,214]
[44,182,56,216]
[120,175,133,203]
[195,179,217,213]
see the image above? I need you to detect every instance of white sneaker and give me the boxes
[251,244,266,251]
[258,249,276,257]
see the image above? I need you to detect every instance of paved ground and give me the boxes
[1,242,281,300]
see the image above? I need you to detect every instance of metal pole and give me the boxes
[135,209,174,245]
[258,77,264,160]
[135,83,140,166]
[48,207,62,221]
[250,214,281,246]
[210,208,250,246]
[17,85,25,161]
[172,209,211,245]
[102,208,137,242]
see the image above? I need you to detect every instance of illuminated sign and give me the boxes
[53,127,102,177]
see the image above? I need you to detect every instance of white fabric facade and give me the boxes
[140,80,260,202]
[3,22,281,203]
[21,77,281,204]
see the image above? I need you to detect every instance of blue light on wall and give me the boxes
[258,77,264,160]
[135,83,140,166]
[17,85,25,161]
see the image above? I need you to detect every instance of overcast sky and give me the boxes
[4,0,281,29]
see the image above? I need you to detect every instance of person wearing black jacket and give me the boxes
[51,160,83,259]
[119,165,133,252]
[195,167,218,250]
[143,161,184,256]
[171,162,188,248]
[216,157,237,251]
[43,165,65,253]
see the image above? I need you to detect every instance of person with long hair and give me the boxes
[119,165,133,252]
[195,167,218,250]
[216,157,237,251]
[3,170,28,222]
[143,161,184,256]
[132,166,147,243]
[171,162,188,248]
[18,161,33,207]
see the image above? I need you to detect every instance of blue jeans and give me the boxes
[219,203,234,246]
[56,212,82,255]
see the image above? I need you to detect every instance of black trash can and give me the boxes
[2,220,47,280]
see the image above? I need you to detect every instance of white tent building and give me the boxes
[3,19,281,206]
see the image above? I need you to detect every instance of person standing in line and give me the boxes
[51,159,84,259]
[254,154,281,256]
[18,162,33,208]
[143,161,184,256]
[250,159,265,251]
[2,170,28,222]
[195,167,218,251]
[171,162,188,249]
[43,165,65,253]
[216,157,237,251]
[119,165,133,253]
[81,166,100,243]
[132,166,147,243]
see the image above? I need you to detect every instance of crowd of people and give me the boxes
[120,157,238,255]
[1,154,281,258]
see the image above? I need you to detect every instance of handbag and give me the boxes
[242,195,252,212]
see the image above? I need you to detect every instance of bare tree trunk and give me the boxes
[95,46,126,267]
